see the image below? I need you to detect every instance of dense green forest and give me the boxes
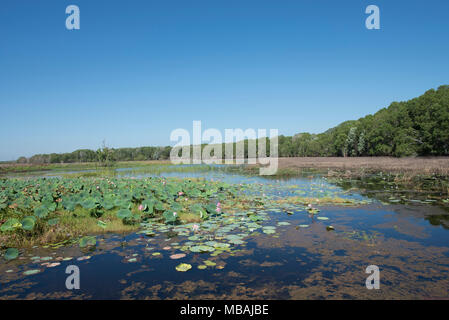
[16,85,449,164]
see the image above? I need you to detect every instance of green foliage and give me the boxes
[288,85,449,157]
[96,141,116,167]
[117,209,132,219]
[14,85,449,163]
[21,216,36,231]
[0,218,22,232]
[79,236,96,248]
[4,248,19,260]
[162,211,178,224]
[34,206,49,218]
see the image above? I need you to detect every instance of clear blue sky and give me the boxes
[1,0,448,161]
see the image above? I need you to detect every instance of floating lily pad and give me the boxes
[170,253,186,259]
[47,262,61,267]
[4,248,19,260]
[190,245,215,253]
[77,255,91,261]
[204,260,216,266]
[228,239,245,245]
[79,236,96,248]
[23,269,40,276]
[175,263,192,272]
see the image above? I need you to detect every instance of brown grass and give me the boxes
[275,157,449,176]
[0,160,173,174]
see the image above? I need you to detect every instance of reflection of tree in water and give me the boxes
[426,214,449,229]
[327,174,449,228]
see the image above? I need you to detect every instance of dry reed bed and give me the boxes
[277,157,449,176]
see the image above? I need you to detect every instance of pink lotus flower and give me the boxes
[178,192,184,196]
[217,202,221,207]
[192,224,199,232]
[215,207,221,213]
[173,212,177,217]
[138,205,144,211]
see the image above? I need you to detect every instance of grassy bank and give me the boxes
[0,160,172,175]
[4,157,449,176]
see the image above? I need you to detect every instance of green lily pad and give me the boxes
[79,236,96,248]
[1,218,22,232]
[23,269,40,276]
[175,263,192,272]
[34,206,49,218]
[117,209,132,219]
[21,217,35,231]
[97,220,107,228]
[204,260,216,266]
[4,248,19,260]
[81,198,97,210]
[47,218,59,226]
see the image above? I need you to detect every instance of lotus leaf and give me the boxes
[79,236,96,248]
[175,263,192,272]
[4,248,19,260]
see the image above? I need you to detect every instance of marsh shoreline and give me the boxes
[2,157,449,176]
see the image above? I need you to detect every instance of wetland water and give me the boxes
[1,166,449,299]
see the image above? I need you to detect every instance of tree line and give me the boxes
[16,85,449,164]
[282,85,449,157]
